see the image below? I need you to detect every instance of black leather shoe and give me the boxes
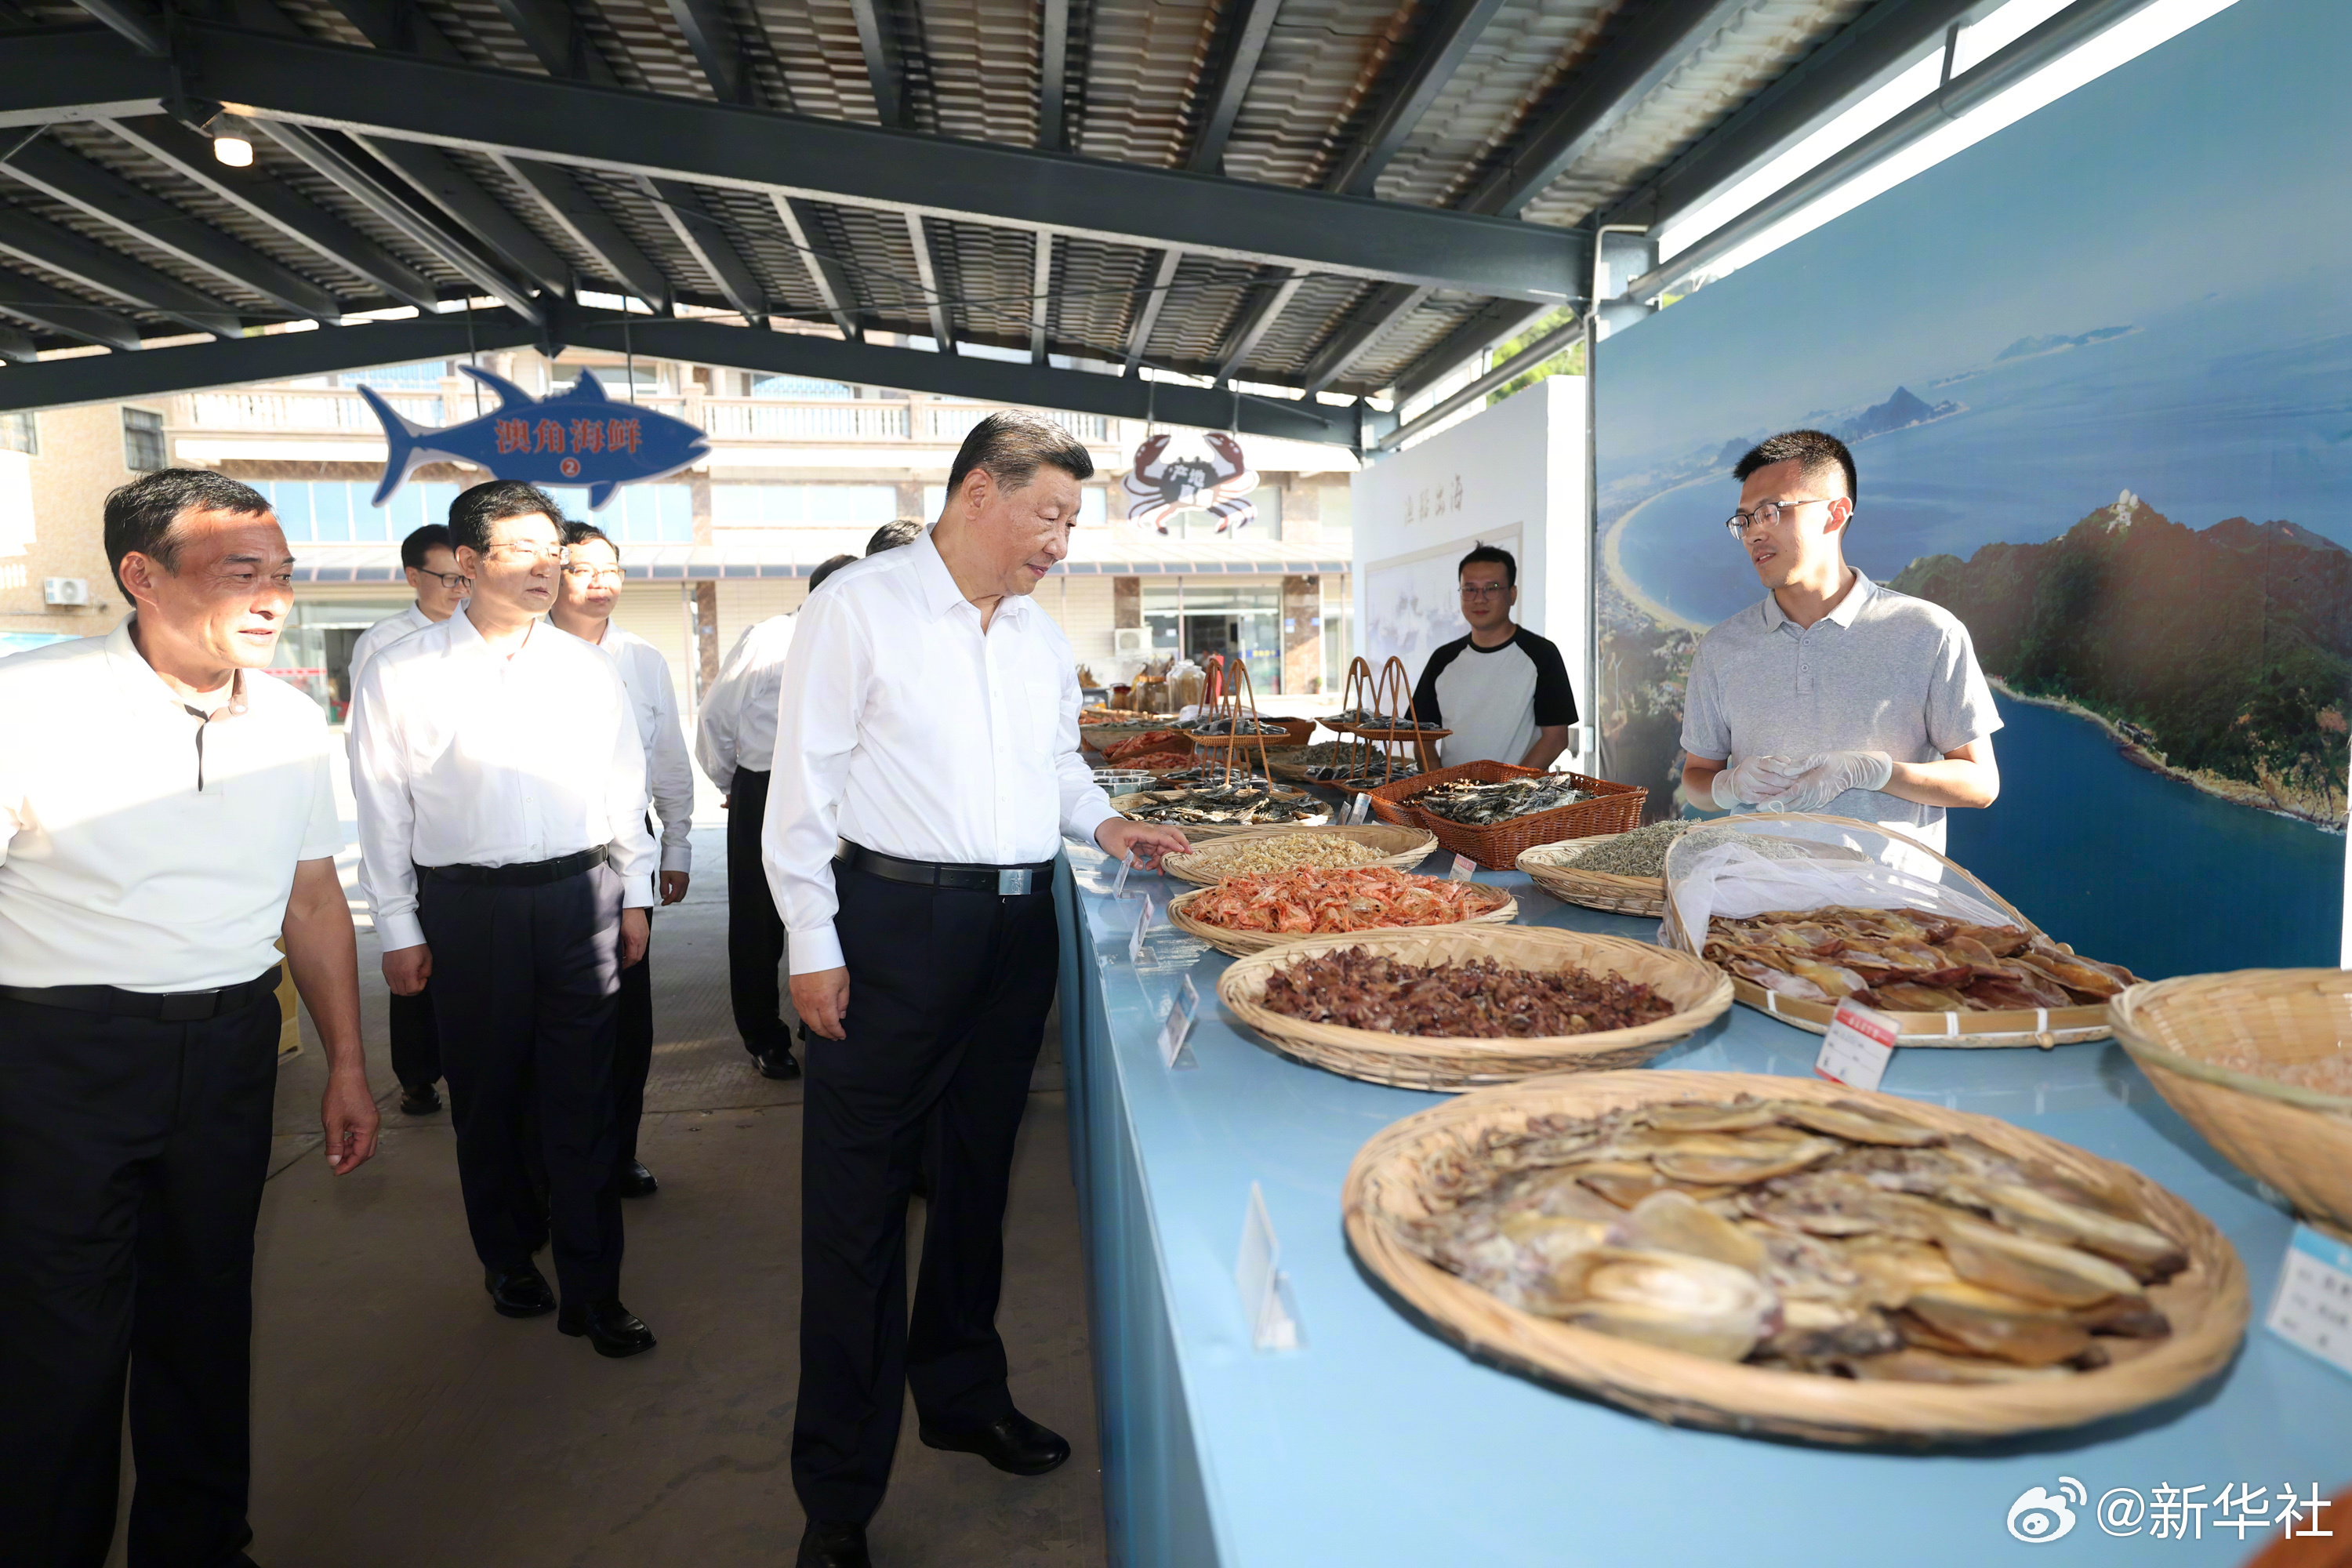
[754,1044,801,1080]
[918,1410,1070,1476]
[557,1298,656,1358]
[615,1160,659,1198]
[796,1520,869,1568]
[485,1265,555,1319]
[398,1081,441,1116]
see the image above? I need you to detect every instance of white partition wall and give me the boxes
[1348,376,1588,752]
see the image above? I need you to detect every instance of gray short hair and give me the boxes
[946,411,1094,497]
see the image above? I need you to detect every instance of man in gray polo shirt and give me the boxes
[1679,429,1999,851]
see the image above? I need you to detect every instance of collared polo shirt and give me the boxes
[1679,570,2000,851]
[0,615,342,991]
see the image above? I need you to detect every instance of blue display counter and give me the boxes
[1052,843,2352,1567]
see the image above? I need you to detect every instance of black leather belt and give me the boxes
[421,844,608,887]
[0,964,282,1022]
[837,840,1054,896]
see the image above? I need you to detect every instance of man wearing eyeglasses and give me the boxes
[349,522,470,1119]
[550,520,693,1201]
[350,480,659,1358]
[1680,429,1999,851]
[1410,543,1577,770]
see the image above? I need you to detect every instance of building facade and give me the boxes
[0,350,1357,719]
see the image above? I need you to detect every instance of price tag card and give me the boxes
[1158,973,1200,1068]
[1234,1181,1299,1352]
[1127,895,1155,965]
[1450,853,1478,883]
[2267,1222,2352,1378]
[1110,851,1134,898]
[1815,998,1897,1091]
[1347,792,1371,826]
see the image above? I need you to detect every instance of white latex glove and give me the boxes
[1773,750,1896,814]
[1710,754,1805,811]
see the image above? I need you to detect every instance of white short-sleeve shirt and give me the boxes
[0,616,343,992]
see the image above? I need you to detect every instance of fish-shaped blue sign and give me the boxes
[358,366,710,511]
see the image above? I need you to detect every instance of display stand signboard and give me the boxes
[1235,1181,1298,1351]
[1814,999,1897,1092]
[2267,1222,2352,1379]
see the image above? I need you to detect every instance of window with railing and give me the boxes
[702,402,910,441]
[712,483,899,527]
[924,405,1109,442]
[0,411,34,456]
[549,483,692,543]
[181,389,443,430]
[751,375,854,399]
[340,361,447,390]
[123,408,165,472]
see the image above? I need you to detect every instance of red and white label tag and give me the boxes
[1450,853,1477,883]
[1815,998,1898,1092]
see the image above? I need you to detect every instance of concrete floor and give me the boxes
[109,825,1105,1568]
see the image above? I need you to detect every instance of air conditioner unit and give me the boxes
[43,577,89,607]
[1112,627,1148,655]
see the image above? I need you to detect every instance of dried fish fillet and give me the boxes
[1932,1215,2142,1307]
[1550,1248,1777,1362]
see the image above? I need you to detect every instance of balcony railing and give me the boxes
[168,387,1120,448]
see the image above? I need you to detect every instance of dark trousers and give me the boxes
[0,989,280,1568]
[792,863,1060,1526]
[419,862,626,1306]
[388,980,440,1090]
[726,768,789,1053]
[613,907,652,1171]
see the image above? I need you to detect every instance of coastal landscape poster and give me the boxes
[1592,0,2347,979]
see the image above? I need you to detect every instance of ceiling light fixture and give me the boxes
[212,134,254,168]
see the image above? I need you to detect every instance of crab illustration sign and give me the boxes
[1123,431,1259,535]
[358,367,710,511]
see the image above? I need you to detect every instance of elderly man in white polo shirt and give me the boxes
[1681,428,2000,851]
[0,469,379,1567]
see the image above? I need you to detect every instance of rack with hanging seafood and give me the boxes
[1183,658,1278,786]
[1325,656,1447,787]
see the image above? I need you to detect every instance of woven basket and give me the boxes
[1165,880,1516,958]
[1517,835,1668,918]
[1370,760,1647,869]
[1659,814,2117,1049]
[1344,1069,2248,1444]
[1160,823,1439,886]
[1218,926,1732,1089]
[2111,971,2352,1241]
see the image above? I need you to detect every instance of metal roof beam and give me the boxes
[1603,0,1986,234]
[0,205,242,336]
[1377,310,1580,450]
[0,324,33,361]
[1458,0,1753,216]
[1028,230,1051,362]
[67,0,163,55]
[102,114,438,310]
[1039,0,1069,151]
[358,138,572,297]
[662,0,753,105]
[1210,268,1301,387]
[489,153,673,310]
[1298,281,1427,391]
[0,307,1365,446]
[0,133,344,318]
[1323,0,1508,195]
[0,260,142,350]
[774,196,860,339]
[848,0,909,129]
[903,210,953,350]
[0,309,543,410]
[1121,249,1181,375]
[0,26,1581,301]
[252,122,543,322]
[1186,0,1281,174]
[1387,297,1552,405]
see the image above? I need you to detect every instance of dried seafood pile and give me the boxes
[1113,750,1194,774]
[1099,729,1185,762]
[1566,822,1820,879]
[1167,836,1388,878]
[1124,783,1323,826]
[1261,949,1674,1038]
[1705,908,2138,1012]
[1416,775,1587,826]
[1176,713,1291,736]
[1396,1095,2187,1379]
[1185,866,1506,935]
[1330,709,1446,731]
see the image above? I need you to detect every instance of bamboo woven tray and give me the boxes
[1344,1069,2249,1445]
[1370,760,1647,869]
[2112,970,2352,1241]
[1218,926,1731,1089]
[1517,834,1667,918]
[1166,880,1516,958]
[1160,823,1439,886]
[1661,815,2117,1049]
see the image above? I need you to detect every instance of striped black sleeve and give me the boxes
[1523,631,1577,727]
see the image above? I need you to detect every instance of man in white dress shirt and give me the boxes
[765,415,1188,1568]
[350,480,659,1358]
[695,550,874,1080]
[349,521,470,1119]
[550,519,693,1198]
[0,469,379,1566]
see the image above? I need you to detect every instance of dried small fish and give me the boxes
[1415,775,1588,826]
